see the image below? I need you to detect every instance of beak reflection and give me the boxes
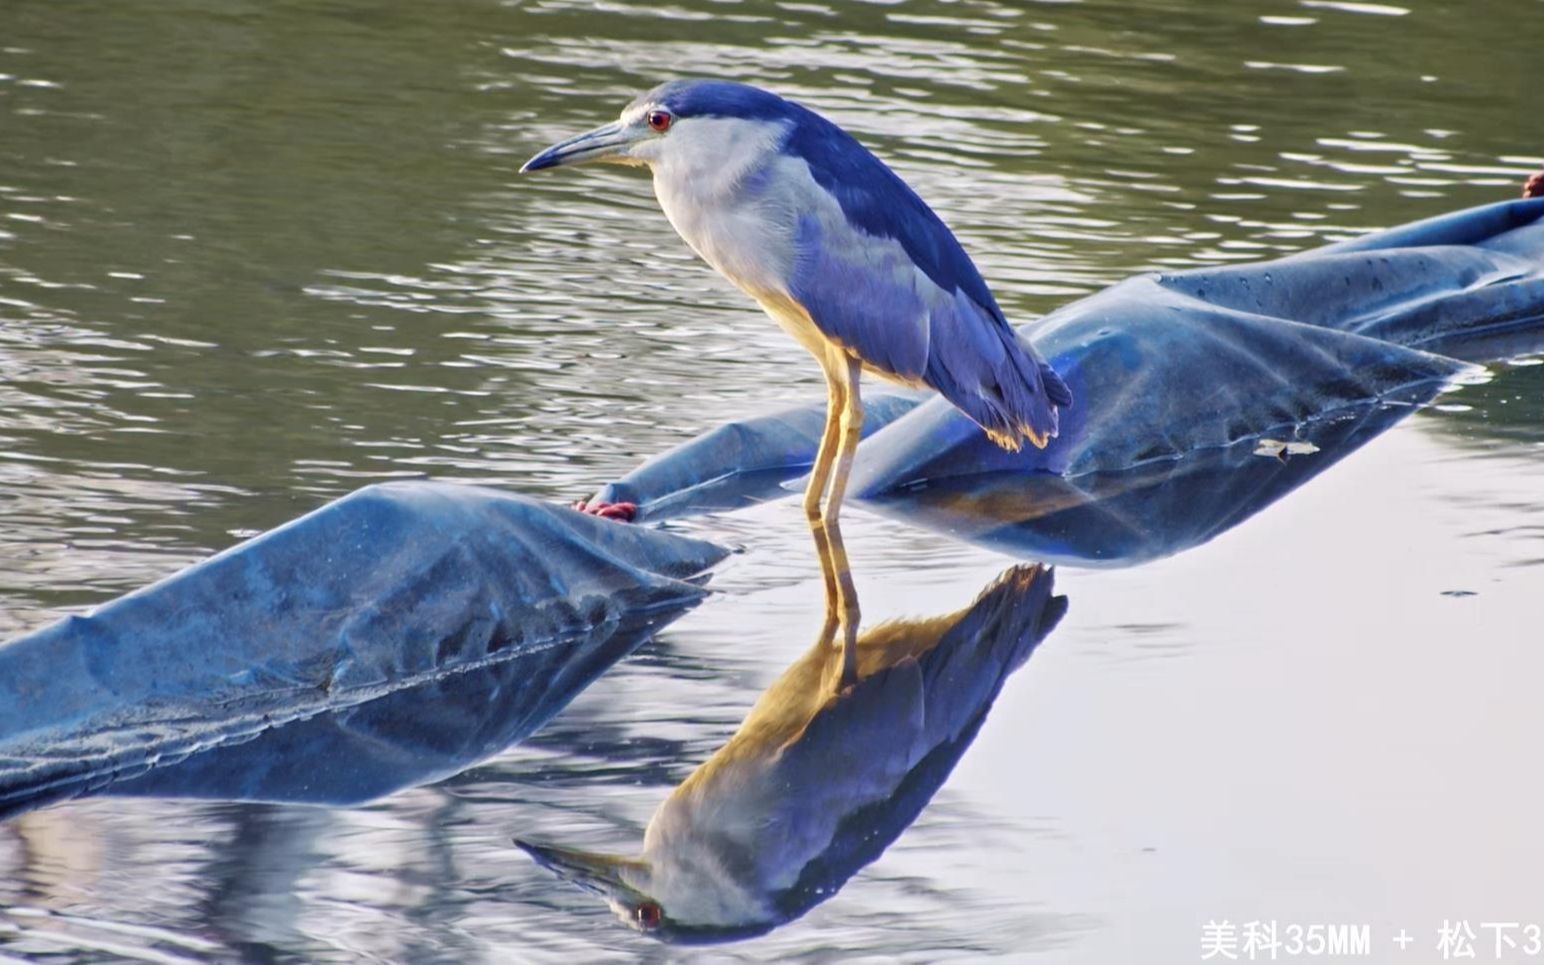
[513,840,633,896]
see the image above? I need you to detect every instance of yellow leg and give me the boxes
[804,365,846,650]
[822,355,864,689]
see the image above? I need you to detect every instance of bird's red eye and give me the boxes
[646,110,672,133]
[634,901,663,929]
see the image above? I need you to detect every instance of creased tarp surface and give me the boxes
[851,198,1544,495]
[0,482,727,818]
[588,198,1544,562]
[859,399,1422,565]
[849,286,1473,490]
[593,391,923,521]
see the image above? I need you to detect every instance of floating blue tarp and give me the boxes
[592,198,1544,563]
[0,483,727,819]
[594,391,924,521]
[4,198,1542,822]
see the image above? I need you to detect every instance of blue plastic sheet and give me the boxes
[0,482,727,819]
[593,391,923,521]
[4,197,1542,823]
[591,198,1544,563]
[858,399,1420,565]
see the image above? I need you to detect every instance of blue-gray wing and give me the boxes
[790,210,1070,447]
[757,565,1066,913]
[755,654,930,881]
[784,109,1071,446]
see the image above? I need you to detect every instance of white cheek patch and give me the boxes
[647,116,797,293]
[654,116,789,190]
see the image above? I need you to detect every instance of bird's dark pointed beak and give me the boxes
[520,120,640,173]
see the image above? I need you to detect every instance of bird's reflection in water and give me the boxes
[517,564,1066,944]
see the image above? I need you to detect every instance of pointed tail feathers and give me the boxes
[926,320,1072,452]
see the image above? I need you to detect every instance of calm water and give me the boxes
[3,0,1543,960]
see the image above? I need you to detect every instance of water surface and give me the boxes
[2,0,1542,960]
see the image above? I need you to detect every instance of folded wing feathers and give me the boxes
[921,291,1067,451]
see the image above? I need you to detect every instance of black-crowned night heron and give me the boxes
[522,80,1070,687]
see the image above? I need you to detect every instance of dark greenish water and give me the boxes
[2,1,1541,961]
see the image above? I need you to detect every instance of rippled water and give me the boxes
[2,0,1542,960]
